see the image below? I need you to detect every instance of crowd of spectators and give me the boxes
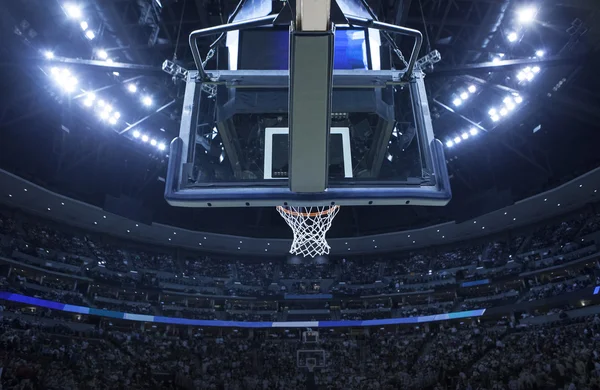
[2,274,600,389]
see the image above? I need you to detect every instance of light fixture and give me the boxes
[488,108,497,116]
[507,32,518,42]
[97,99,105,108]
[47,207,51,211]
[65,4,82,19]
[469,128,478,136]
[517,71,527,81]
[85,30,95,40]
[133,130,141,138]
[453,98,462,107]
[468,85,477,93]
[491,115,500,122]
[499,108,508,116]
[99,111,109,120]
[84,98,93,107]
[141,135,149,142]
[97,50,108,60]
[80,21,88,31]
[514,95,523,104]
[158,143,166,151]
[532,66,541,73]
[150,139,157,146]
[113,112,121,119]
[142,96,153,107]
[446,140,454,148]
[44,51,54,59]
[127,84,137,93]
[517,7,537,24]
[108,117,117,125]
[461,132,469,140]
[460,92,469,100]
[61,202,65,206]
[535,50,545,57]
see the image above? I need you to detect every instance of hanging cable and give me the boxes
[418,0,432,54]
[173,0,187,61]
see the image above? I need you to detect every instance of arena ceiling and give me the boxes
[1,0,600,239]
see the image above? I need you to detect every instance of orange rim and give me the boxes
[276,205,340,217]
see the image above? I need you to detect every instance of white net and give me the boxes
[276,205,340,257]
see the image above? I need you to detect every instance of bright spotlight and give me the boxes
[44,51,54,59]
[63,77,78,92]
[84,98,93,107]
[150,139,157,146]
[469,128,478,136]
[99,111,109,120]
[499,107,508,116]
[80,21,88,30]
[158,143,166,151]
[514,95,523,104]
[461,133,469,140]
[517,7,537,24]
[142,96,153,107]
[506,101,516,110]
[97,50,108,60]
[468,85,477,93]
[141,135,149,142]
[65,4,82,19]
[526,72,535,81]
[108,117,117,125]
[488,108,497,116]
[452,98,463,107]
[517,71,527,81]
[491,115,500,122]
[536,50,545,57]
[104,105,113,113]
[454,136,461,144]
[507,32,518,42]
[127,84,137,93]
[133,130,141,138]
[446,140,454,148]
[85,30,95,40]
[97,99,105,108]
[532,66,541,73]
[460,92,469,100]
[50,67,59,75]
[113,112,121,119]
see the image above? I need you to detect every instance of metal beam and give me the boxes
[460,74,522,95]
[430,55,588,77]
[73,75,145,99]
[4,56,165,75]
[433,100,488,133]
[119,100,177,135]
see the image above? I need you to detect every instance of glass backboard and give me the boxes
[166,2,450,208]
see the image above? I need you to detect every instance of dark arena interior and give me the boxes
[2,0,600,389]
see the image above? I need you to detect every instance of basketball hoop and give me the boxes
[277,205,340,257]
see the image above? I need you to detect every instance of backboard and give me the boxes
[164,0,451,208]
